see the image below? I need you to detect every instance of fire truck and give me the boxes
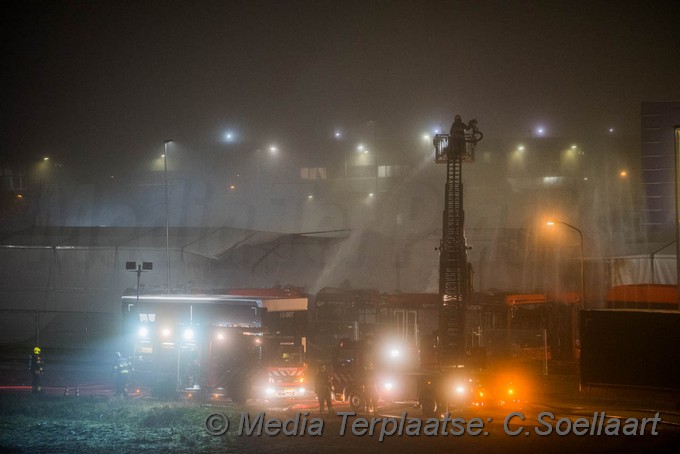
[310,118,486,415]
[331,336,422,412]
[325,117,528,415]
[121,288,308,402]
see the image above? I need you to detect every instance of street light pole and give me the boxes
[163,140,172,291]
[548,220,585,308]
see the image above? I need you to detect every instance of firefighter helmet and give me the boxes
[34,347,41,354]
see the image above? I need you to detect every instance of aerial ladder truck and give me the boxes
[418,115,484,416]
[329,118,523,415]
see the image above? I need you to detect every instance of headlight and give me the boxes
[298,387,305,395]
[161,328,171,338]
[455,385,466,394]
[265,387,275,395]
[183,328,194,340]
[384,382,394,391]
[389,348,401,358]
[138,326,149,338]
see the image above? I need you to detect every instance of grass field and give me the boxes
[0,395,248,453]
[3,393,680,453]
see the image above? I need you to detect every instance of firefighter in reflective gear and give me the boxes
[29,347,44,394]
[314,365,334,415]
[112,352,132,397]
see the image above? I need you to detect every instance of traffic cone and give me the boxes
[64,386,70,396]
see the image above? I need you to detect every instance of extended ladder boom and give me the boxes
[433,117,482,367]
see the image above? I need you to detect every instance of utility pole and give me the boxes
[163,140,172,290]
[126,261,153,306]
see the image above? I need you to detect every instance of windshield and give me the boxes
[266,343,302,366]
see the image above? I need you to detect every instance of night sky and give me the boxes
[3,0,679,174]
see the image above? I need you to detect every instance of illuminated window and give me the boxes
[300,167,327,180]
[378,165,409,178]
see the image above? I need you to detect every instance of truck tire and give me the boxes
[349,392,366,413]
[153,377,179,400]
[420,396,438,418]
[229,384,247,406]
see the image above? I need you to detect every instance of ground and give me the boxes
[2,392,680,453]
[2,356,680,453]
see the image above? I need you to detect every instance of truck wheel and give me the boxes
[420,396,438,418]
[349,392,366,413]
[229,385,247,406]
[153,378,179,400]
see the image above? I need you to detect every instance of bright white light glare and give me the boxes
[334,131,341,139]
[138,326,149,338]
[43,157,50,161]
[542,176,563,186]
[608,128,615,133]
[517,145,525,151]
[224,132,234,141]
[456,386,466,394]
[269,146,278,153]
[422,134,430,141]
[161,328,171,337]
[357,144,365,152]
[216,332,225,341]
[389,348,400,358]
[265,387,275,395]
[368,193,374,197]
[570,144,577,149]
[298,387,306,395]
[183,328,194,340]
[384,382,394,391]
[307,195,313,199]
